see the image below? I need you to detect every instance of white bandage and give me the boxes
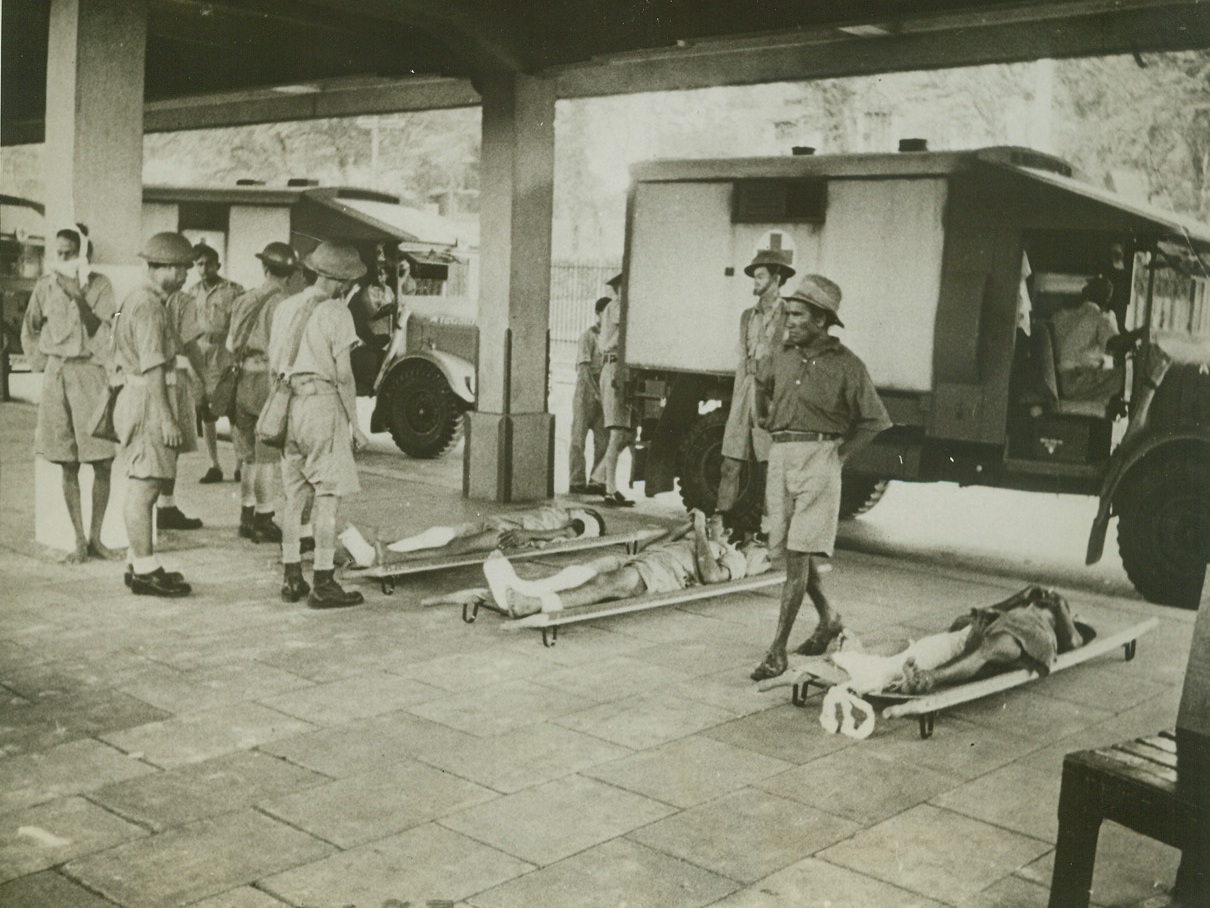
[819,686,876,740]
[339,526,377,568]
[388,525,458,553]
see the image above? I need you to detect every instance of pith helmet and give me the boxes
[256,242,299,271]
[139,232,195,266]
[303,242,367,281]
[744,249,795,280]
[785,274,844,328]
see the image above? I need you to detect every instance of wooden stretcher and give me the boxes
[771,617,1158,739]
[498,571,787,646]
[344,527,668,595]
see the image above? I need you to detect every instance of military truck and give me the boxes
[619,145,1210,607]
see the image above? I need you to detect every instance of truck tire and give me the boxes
[839,474,889,520]
[677,410,764,530]
[383,361,464,458]
[1117,452,1210,609]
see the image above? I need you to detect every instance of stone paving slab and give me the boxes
[440,773,675,866]
[554,691,739,750]
[184,887,291,908]
[0,684,170,760]
[62,808,334,908]
[414,721,635,794]
[528,655,702,703]
[257,671,447,726]
[114,660,314,713]
[628,786,860,883]
[958,874,1053,908]
[0,796,146,883]
[406,679,598,737]
[819,803,1052,905]
[259,757,497,848]
[705,856,949,908]
[260,822,533,907]
[754,745,964,826]
[99,701,316,769]
[0,869,116,908]
[468,837,739,908]
[701,702,856,765]
[0,738,155,815]
[583,735,791,809]
[91,749,330,831]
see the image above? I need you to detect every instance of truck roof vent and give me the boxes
[733,179,827,224]
[287,178,320,187]
[898,138,928,152]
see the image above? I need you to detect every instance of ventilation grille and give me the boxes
[733,179,827,224]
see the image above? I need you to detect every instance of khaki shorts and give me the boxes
[281,383,359,500]
[231,370,277,464]
[628,548,693,594]
[765,439,842,558]
[600,360,632,430]
[114,383,179,481]
[198,338,233,407]
[36,357,115,464]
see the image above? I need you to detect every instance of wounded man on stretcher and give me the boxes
[339,506,608,568]
[484,509,771,618]
[835,585,1086,695]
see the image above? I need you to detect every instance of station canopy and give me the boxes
[5,0,1210,144]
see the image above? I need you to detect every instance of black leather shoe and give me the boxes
[568,483,590,494]
[125,567,184,588]
[238,506,255,540]
[308,570,363,609]
[602,491,634,508]
[199,466,223,484]
[157,506,203,530]
[281,563,311,603]
[585,482,606,495]
[251,513,282,544]
[130,567,192,597]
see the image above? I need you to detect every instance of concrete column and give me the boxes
[465,73,556,501]
[37,0,147,552]
[44,0,146,264]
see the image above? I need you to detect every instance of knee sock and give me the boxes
[159,495,175,508]
[314,548,335,572]
[132,555,160,574]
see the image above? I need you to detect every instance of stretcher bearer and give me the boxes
[21,225,117,563]
[717,248,794,534]
[112,232,197,597]
[271,242,369,609]
[190,243,243,484]
[226,241,299,543]
[749,275,891,681]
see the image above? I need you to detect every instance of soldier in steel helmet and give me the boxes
[717,247,796,537]
[269,241,369,609]
[225,241,300,544]
[749,274,891,681]
[111,232,196,597]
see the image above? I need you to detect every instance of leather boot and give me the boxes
[238,506,255,540]
[308,569,364,609]
[281,562,310,603]
[251,512,283,544]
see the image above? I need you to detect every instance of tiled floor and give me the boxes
[0,399,1194,907]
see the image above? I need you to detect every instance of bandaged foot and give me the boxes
[750,649,788,682]
[387,525,458,554]
[504,587,561,618]
[483,551,521,609]
[898,657,936,694]
[820,685,876,740]
[339,526,377,568]
[794,620,844,657]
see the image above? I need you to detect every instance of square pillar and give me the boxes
[465,73,557,502]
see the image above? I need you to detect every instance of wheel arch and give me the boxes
[372,350,475,433]
[1085,428,1210,565]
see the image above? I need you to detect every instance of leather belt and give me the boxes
[771,430,840,443]
[603,353,619,363]
[288,374,337,396]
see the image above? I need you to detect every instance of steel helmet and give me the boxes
[303,242,367,281]
[139,232,195,266]
[255,242,299,270]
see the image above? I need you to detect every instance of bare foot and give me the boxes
[66,540,89,564]
[897,658,936,694]
[750,649,788,681]
[792,619,844,656]
[504,588,546,618]
[87,539,120,561]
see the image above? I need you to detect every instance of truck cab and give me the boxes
[619,146,1210,607]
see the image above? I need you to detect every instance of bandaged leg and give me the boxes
[388,525,459,553]
[339,525,377,568]
[819,685,876,740]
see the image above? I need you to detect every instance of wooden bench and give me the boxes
[1048,568,1210,908]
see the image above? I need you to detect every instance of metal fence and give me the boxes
[549,260,619,372]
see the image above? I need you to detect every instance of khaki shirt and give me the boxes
[575,325,602,374]
[112,282,178,378]
[739,297,785,375]
[228,280,291,359]
[166,291,205,352]
[193,277,244,344]
[756,337,891,436]
[269,287,359,383]
[21,272,116,363]
[599,297,621,355]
